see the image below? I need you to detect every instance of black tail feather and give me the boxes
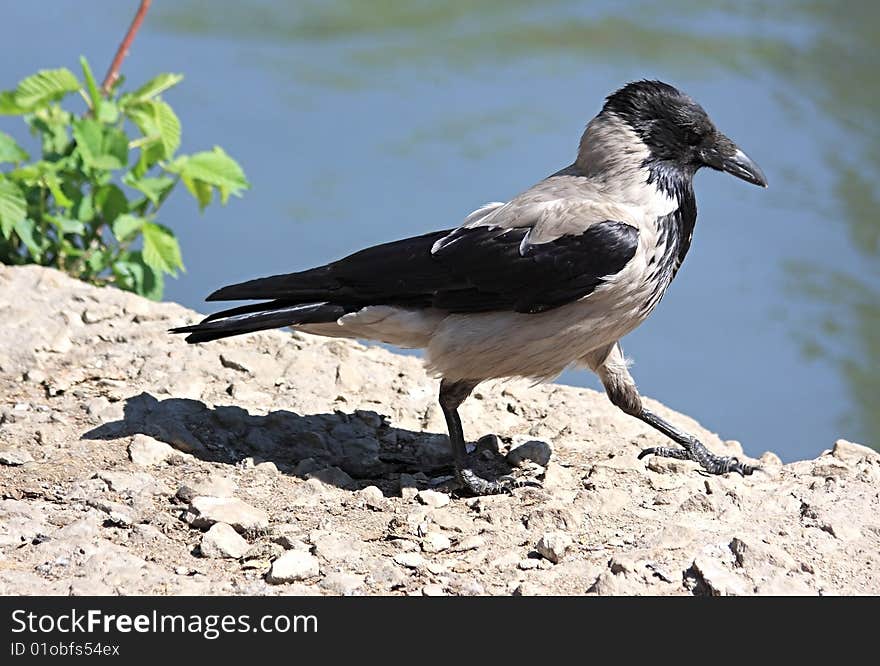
[169,301,350,344]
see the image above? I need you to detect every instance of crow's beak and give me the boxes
[701,137,768,188]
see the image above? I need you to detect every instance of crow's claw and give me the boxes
[639,441,759,476]
[456,468,542,496]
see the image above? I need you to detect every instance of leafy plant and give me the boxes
[0,57,248,299]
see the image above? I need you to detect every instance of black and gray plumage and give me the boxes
[171,80,768,496]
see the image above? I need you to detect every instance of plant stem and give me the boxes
[101,0,153,96]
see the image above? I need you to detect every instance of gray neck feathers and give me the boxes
[575,113,652,187]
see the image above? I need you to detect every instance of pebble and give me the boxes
[176,475,237,503]
[185,496,269,533]
[86,499,136,527]
[422,583,446,596]
[421,532,452,553]
[453,535,485,552]
[399,473,419,501]
[536,532,573,564]
[305,466,355,490]
[321,572,364,596]
[129,434,179,466]
[416,489,450,508]
[506,440,552,467]
[200,523,249,559]
[358,485,385,508]
[266,551,320,584]
[393,552,426,569]
[832,439,879,464]
[0,449,34,466]
[690,555,750,596]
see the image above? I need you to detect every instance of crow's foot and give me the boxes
[455,467,542,496]
[638,440,758,476]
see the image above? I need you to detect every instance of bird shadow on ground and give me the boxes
[81,392,512,495]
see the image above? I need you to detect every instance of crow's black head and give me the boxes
[602,80,767,187]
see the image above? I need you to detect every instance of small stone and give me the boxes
[422,532,452,553]
[321,572,364,596]
[272,532,310,551]
[518,558,540,570]
[453,535,485,552]
[811,460,851,479]
[24,368,46,384]
[832,439,879,464]
[176,475,236,503]
[391,538,420,552]
[185,496,269,533]
[254,461,279,474]
[506,440,552,467]
[0,449,34,466]
[399,473,419,501]
[86,499,136,527]
[96,470,162,495]
[306,466,355,490]
[82,308,113,324]
[48,332,73,353]
[220,352,252,373]
[690,556,750,596]
[200,523,249,559]
[422,583,446,596]
[760,451,783,466]
[416,489,450,508]
[513,582,541,596]
[129,434,179,466]
[310,531,361,563]
[368,560,410,590]
[358,485,385,508]
[393,552,426,568]
[266,551,320,584]
[536,532,573,564]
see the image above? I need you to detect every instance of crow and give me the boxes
[171,80,767,495]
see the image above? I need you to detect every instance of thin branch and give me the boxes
[101,0,153,96]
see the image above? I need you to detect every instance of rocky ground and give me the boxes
[0,264,878,596]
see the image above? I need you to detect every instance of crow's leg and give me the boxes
[586,343,757,476]
[438,378,539,495]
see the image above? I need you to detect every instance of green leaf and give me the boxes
[12,218,41,260]
[133,142,164,178]
[0,178,27,239]
[27,108,72,155]
[113,251,164,299]
[122,174,176,206]
[43,172,73,208]
[0,91,28,115]
[79,56,101,117]
[97,99,119,124]
[181,174,212,212]
[94,183,128,223]
[72,118,128,170]
[73,189,95,223]
[11,68,80,111]
[86,248,111,274]
[171,147,249,193]
[141,221,184,276]
[127,100,181,159]
[46,215,85,236]
[0,132,29,164]
[111,213,144,242]
[126,73,183,104]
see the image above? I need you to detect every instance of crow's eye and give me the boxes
[680,127,703,146]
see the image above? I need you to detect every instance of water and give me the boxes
[2,1,877,460]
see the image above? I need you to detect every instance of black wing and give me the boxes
[208,221,638,314]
